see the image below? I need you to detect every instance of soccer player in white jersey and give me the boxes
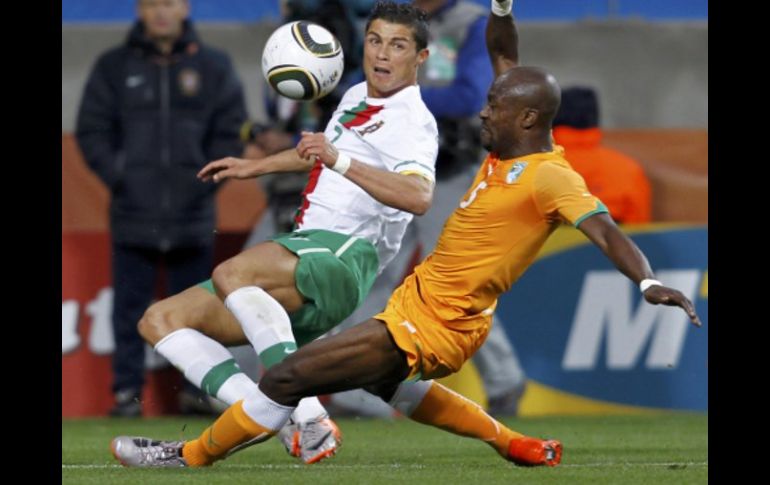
[127,1,437,464]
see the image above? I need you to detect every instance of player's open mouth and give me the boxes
[374,67,391,75]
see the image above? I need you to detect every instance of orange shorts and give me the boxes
[374,276,492,380]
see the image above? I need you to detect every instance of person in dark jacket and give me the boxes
[75,0,247,417]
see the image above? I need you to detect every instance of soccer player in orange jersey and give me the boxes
[111,0,701,469]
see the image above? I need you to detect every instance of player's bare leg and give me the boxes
[135,242,339,463]
[211,241,339,462]
[175,320,560,467]
[139,286,247,347]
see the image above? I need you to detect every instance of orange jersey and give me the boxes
[376,149,607,379]
[407,149,606,330]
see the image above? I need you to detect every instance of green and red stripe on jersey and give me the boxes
[294,158,324,226]
[338,101,384,129]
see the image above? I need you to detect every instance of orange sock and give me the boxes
[409,382,523,458]
[182,400,275,467]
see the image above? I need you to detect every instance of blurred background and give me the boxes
[62,0,707,418]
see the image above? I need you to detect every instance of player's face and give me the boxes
[479,85,518,153]
[363,19,428,98]
[137,0,189,41]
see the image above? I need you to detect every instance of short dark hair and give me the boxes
[553,86,600,129]
[364,1,429,51]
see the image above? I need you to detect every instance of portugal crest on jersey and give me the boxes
[339,101,385,129]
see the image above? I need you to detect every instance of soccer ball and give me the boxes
[261,21,344,101]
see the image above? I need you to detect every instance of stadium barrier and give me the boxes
[62,131,707,416]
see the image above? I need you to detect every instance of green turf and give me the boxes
[62,414,707,484]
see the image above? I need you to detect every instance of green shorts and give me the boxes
[198,229,379,346]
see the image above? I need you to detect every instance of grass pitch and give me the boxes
[62,414,707,484]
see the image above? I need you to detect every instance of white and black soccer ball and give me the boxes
[261,21,344,101]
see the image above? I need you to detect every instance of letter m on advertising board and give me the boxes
[562,270,700,370]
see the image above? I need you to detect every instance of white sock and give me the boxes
[214,373,258,405]
[224,286,297,368]
[291,397,328,423]
[491,0,513,16]
[241,385,295,431]
[389,380,434,416]
[154,328,257,404]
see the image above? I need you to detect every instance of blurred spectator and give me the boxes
[75,0,247,416]
[553,86,652,223]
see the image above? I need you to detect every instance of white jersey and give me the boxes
[296,81,438,273]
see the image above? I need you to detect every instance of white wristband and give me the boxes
[491,0,513,16]
[332,152,351,175]
[639,279,662,293]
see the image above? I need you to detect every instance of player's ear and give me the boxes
[520,108,539,129]
[416,47,429,67]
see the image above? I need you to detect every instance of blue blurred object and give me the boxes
[496,226,708,411]
[62,0,282,22]
[62,0,707,22]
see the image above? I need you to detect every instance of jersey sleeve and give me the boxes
[376,116,438,183]
[533,161,609,226]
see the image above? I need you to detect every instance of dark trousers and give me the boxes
[111,242,213,394]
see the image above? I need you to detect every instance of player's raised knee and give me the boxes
[211,258,245,296]
[137,303,176,345]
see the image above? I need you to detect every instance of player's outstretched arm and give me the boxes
[197,148,315,183]
[578,213,702,327]
[487,0,519,78]
[297,131,434,215]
